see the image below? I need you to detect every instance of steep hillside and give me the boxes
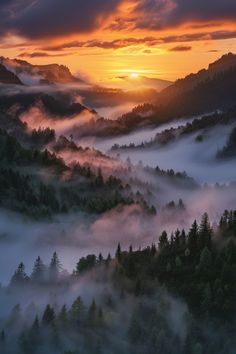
[0,64,23,85]
[76,53,236,137]
[160,52,236,99]
[0,91,92,118]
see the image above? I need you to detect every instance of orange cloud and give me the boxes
[40,30,236,52]
[169,45,192,52]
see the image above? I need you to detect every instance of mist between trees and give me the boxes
[0,210,235,354]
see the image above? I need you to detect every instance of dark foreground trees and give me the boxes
[1,210,236,354]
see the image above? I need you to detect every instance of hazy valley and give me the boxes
[0,50,236,354]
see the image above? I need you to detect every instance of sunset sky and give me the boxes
[1,0,236,86]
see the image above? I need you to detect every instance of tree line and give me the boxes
[0,210,236,353]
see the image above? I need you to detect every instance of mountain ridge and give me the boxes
[73,52,236,137]
[0,56,83,85]
[159,52,236,100]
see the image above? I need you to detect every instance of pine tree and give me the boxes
[198,247,212,273]
[106,253,111,267]
[199,213,212,250]
[116,243,122,262]
[151,243,156,255]
[95,168,104,187]
[174,229,181,249]
[32,316,40,331]
[31,256,45,283]
[58,304,68,325]
[49,252,61,281]
[223,239,236,264]
[10,262,29,287]
[188,220,198,256]
[98,253,103,263]
[70,296,86,325]
[88,300,97,327]
[180,229,186,246]
[158,231,169,250]
[29,316,40,348]
[76,255,96,274]
[42,305,55,326]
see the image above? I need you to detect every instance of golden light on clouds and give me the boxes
[0,1,236,87]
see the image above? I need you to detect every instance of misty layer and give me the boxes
[0,210,236,354]
[108,111,236,183]
[0,51,236,354]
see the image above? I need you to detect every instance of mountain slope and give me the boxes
[0,57,82,85]
[76,53,236,137]
[0,64,23,85]
[0,91,93,119]
[157,52,236,104]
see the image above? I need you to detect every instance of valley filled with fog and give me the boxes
[0,54,236,354]
[106,119,236,183]
[0,69,236,283]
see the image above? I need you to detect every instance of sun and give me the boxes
[130,72,139,79]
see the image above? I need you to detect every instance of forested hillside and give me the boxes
[0,211,235,354]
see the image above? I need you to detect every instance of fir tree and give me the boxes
[10,262,29,287]
[49,252,61,281]
[31,256,45,283]
[116,243,122,262]
[42,305,55,326]
[198,213,212,250]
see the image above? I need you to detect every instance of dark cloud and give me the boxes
[0,0,122,39]
[18,52,73,58]
[133,0,236,30]
[0,0,235,40]
[162,30,236,43]
[43,37,159,51]
[143,49,152,54]
[169,45,192,51]
[42,30,236,52]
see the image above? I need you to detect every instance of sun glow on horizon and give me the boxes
[130,72,139,78]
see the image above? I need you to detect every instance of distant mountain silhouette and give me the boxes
[158,52,236,104]
[1,53,236,138]
[150,53,236,119]
[118,53,236,130]
[75,53,236,137]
